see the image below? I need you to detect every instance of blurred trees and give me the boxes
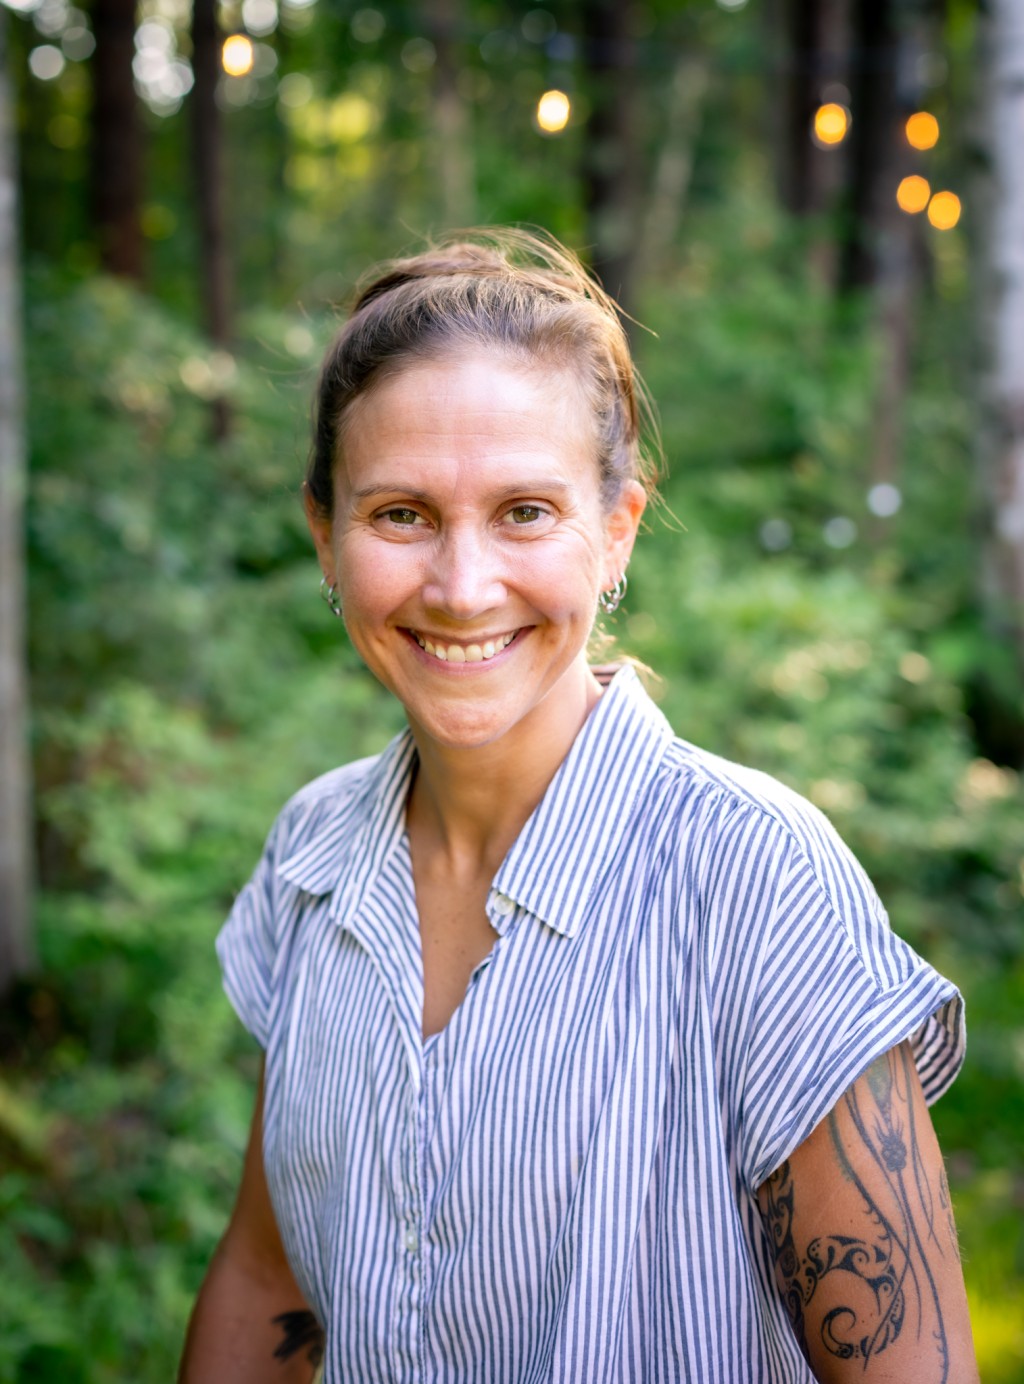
[1,0,1022,1377]
[0,6,32,985]
[980,0,1024,679]
[90,0,143,279]
[190,0,232,438]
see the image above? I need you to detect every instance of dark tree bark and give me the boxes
[0,9,34,987]
[579,0,641,314]
[838,0,900,291]
[190,0,231,440]
[773,0,849,219]
[90,0,143,280]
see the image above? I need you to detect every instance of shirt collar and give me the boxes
[276,666,674,938]
[276,730,417,917]
[492,666,674,937]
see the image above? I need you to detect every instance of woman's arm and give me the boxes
[756,1040,978,1384]
[179,1068,323,1384]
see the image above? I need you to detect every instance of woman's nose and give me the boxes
[421,527,507,618]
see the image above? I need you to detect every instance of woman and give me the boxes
[180,230,978,1383]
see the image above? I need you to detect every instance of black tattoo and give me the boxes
[760,1160,811,1363]
[761,1046,957,1379]
[272,1310,325,1368]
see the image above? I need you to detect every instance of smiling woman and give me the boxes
[306,355,644,754]
[179,229,979,1384]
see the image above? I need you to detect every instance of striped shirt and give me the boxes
[217,666,964,1383]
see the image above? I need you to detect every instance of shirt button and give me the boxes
[405,1229,419,1253]
[493,893,514,917]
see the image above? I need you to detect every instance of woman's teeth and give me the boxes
[413,631,517,663]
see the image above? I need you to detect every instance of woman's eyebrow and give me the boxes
[350,479,575,503]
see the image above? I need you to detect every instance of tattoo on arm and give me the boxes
[271,1310,325,1367]
[760,1045,959,1379]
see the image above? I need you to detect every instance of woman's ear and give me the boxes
[303,483,336,583]
[604,480,647,584]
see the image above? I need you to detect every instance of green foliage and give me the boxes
[5,200,1023,1379]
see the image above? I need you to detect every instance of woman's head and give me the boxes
[305,227,660,519]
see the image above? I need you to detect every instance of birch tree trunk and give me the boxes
[637,51,709,276]
[980,0,1024,670]
[0,9,34,987]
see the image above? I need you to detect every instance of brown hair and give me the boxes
[305,227,661,516]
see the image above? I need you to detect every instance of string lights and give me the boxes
[812,102,850,147]
[535,88,570,133]
[222,34,255,77]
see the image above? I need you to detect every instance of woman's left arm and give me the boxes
[756,1040,979,1384]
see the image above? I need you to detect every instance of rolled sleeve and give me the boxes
[735,841,965,1193]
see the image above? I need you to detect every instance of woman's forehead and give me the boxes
[336,354,597,492]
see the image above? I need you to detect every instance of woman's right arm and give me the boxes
[179,1067,322,1383]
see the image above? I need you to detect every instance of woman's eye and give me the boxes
[382,507,422,526]
[508,505,544,525]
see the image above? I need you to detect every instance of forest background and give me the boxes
[0,0,1022,1378]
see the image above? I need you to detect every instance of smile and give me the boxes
[409,630,519,663]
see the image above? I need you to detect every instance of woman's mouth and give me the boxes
[408,630,520,663]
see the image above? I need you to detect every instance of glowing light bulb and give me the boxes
[812,102,849,147]
[927,190,961,230]
[222,34,254,76]
[536,89,570,134]
[905,111,939,150]
[896,175,931,214]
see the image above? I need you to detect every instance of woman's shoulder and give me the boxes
[265,740,403,865]
[655,734,876,917]
[659,734,841,846]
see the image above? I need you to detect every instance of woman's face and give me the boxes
[305,351,645,754]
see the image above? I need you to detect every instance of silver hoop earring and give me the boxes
[599,573,627,615]
[320,575,342,618]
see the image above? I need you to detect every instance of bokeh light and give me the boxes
[760,518,792,552]
[812,103,849,147]
[867,482,902,517]
[896,175,931,214]
[905,111,939,150]
[928,190,961,230]
[823,516,857,549]
[351,7,385,42]
[222,34,255,77]
[28,44,65,79]
[242,0,278,35]
[536,89,571,134]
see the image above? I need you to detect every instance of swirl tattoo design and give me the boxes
[760,1045,960,1379]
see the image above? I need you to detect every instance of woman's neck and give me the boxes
[406,667,603,880]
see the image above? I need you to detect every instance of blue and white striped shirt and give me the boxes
[217,666,964,1383]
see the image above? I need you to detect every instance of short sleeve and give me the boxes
[215,819,282,1048]
[735,836,965,1194]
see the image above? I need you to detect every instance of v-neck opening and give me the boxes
[396,829,507,1053]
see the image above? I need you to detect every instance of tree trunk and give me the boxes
[773,0,849,220]
[838,0,899,291]
[579,0,641,313]
[859,3,935,534]
[979,0,1024,675]
[0,10,34,987]
[190,0,231,440]
[90,0,143,280]
[427,0,473,228]
[637,50,709,276]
